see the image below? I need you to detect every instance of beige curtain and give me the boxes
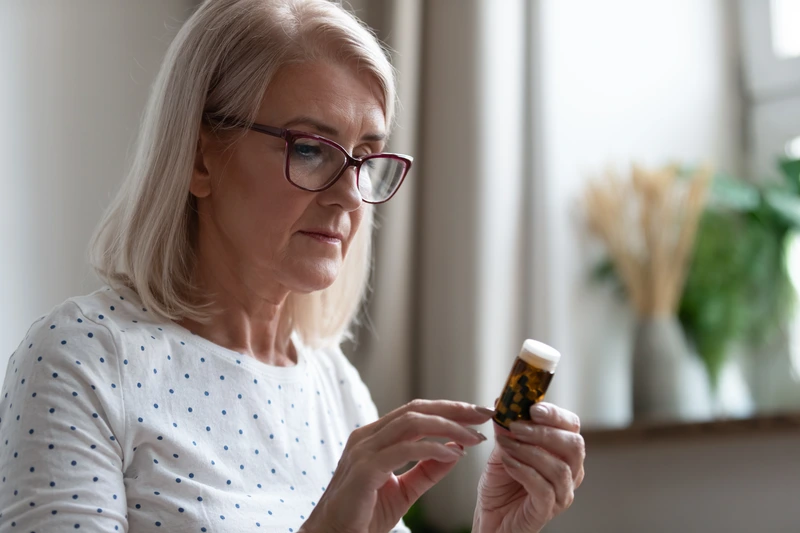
[344,1,535,528]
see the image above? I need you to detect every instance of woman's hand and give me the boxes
[473,402,585,533]
[301,399,495,533]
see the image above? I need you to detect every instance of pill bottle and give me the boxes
[493,339,561,429]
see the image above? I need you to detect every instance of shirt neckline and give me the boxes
[108,285,311,383]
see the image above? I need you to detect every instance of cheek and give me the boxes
[343,206,368,257]
[212,156,308,253]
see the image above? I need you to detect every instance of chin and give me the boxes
[285,259,341,293]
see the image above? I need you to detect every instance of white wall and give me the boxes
[0,1,195,383]
[533,0,744,428]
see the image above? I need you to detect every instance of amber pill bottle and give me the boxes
[493,339,561,429]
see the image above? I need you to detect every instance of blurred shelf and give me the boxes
[583,412,800,446]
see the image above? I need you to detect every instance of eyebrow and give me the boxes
[281,116,386,143]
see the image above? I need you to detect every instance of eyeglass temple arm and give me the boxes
[202,114,286,140]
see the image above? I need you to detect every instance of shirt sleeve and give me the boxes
[0,301,129,532]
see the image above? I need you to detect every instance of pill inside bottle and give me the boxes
[493,339,561,429]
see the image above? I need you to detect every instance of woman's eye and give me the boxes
[293,142,322,158]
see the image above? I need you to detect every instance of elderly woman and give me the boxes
[0,0,584,531]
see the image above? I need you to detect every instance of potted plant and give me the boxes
[592,159,800,413]
[583,164,712,422]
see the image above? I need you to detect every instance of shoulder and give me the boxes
[7,285,160,393]
[7,290,126,392]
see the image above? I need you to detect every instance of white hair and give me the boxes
[90,0,396,347]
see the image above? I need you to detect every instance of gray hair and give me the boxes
[90,0,396,347]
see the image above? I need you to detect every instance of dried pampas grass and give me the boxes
[584,164,712,317]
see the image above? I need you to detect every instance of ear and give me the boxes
[190,127,213,198]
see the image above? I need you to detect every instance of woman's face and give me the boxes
[191,61,386,297]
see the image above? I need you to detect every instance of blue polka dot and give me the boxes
[87,332,93,338]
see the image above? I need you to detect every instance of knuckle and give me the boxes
[572,433,586,459]
[407,398,428,411]
[556,461,572,484]
[542,487,557,509]
[401,411,425,426]
[564,488,575,509]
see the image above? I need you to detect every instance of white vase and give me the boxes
[633,316,713,423]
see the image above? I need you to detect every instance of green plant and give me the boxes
[593,159,800,388]
[403,501,473,533]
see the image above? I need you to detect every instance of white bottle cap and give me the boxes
[518,339,561,372]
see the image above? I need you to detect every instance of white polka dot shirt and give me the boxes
[0,287,409,532]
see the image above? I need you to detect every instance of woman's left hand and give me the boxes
[472,403,585,533]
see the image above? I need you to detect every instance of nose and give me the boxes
[319,164,362,211]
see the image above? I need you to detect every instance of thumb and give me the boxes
[395,442,464,505]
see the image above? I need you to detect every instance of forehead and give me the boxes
[259,61,387,135]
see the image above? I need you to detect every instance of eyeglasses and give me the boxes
[203,115,413,204]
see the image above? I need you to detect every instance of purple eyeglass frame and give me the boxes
[203,114,413,204]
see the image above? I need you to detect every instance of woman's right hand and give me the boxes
[300,399,495,533]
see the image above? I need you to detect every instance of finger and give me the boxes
[529,403,581,433]
[497,435,574,509]
[374,440,465,474]
[396,442,463,506]
[500,453,562,519]
[364,399,495,438]
[367,411,488,450]
[508,422,585,482]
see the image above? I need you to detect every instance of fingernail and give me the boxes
[449,444,467,457]
[468,428,488,441]
[530,403,547,420]
[473,406,495,417]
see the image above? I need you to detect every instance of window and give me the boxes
[770,0,800,59]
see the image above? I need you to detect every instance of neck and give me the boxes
[178,235,298,367]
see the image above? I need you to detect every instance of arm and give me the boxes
[0,302,128,532]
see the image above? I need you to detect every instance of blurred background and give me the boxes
[1,1,799,532]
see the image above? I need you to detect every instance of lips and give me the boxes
[299,229,345,242]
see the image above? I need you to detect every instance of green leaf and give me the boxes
[779,158,800,192]
[707,174,761,211]
[764,188,800,229]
